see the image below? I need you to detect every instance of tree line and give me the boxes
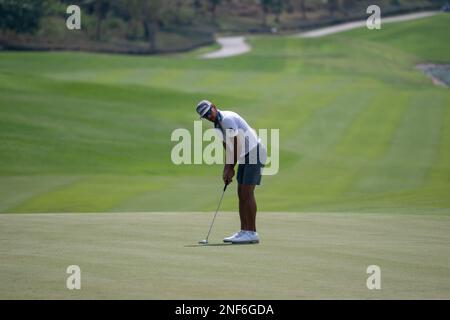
[0,0,445,54]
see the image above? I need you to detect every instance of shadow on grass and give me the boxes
[184,243,258,247]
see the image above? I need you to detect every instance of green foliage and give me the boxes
[0,0,443,53]
[0,0,45,33]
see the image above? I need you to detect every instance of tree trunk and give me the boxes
[328,0,337,17]
[275,12,280,24]
[211,4,217,25]
[338,0,348,16]
[143,20,157,52]
[300,0,306,20]
[174,0,184,24]
[95,18,102,40]
[261,7,267,26]
[95,0,102,40]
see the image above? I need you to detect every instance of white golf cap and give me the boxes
[196,100,212,118]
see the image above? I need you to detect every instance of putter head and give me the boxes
[199,239,208,245]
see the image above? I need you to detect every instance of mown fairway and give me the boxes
[0,14,449,299]
[0,14,449,213]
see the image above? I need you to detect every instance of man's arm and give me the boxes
[223,136,238,185]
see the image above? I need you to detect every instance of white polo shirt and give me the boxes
[214,110,260,162]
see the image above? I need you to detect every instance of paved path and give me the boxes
[297,11,438,38]
[200,11,439,59]
[201,36,251,59]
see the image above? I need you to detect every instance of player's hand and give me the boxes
[223,166,235,185]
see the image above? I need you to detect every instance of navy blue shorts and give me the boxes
[237,144,266,185]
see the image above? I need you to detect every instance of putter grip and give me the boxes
[223,182,229,191]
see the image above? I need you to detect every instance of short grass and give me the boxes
[0,212,448,299]
[1,14,449,214]
[1,14,450,300]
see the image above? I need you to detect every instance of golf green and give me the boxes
[0,212,448,299]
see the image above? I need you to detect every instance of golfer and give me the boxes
[196,100,266,244]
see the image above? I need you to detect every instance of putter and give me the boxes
[199,182,229,245]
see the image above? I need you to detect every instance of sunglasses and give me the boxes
[202,108,212,119]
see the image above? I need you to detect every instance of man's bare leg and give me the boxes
[238,184,257,231]
[238,185,246,230]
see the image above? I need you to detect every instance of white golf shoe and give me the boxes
[223,230,245,243]
[231,231,260,244]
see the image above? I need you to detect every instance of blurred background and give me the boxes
[0,0,449,214]
[0,0,446,53]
